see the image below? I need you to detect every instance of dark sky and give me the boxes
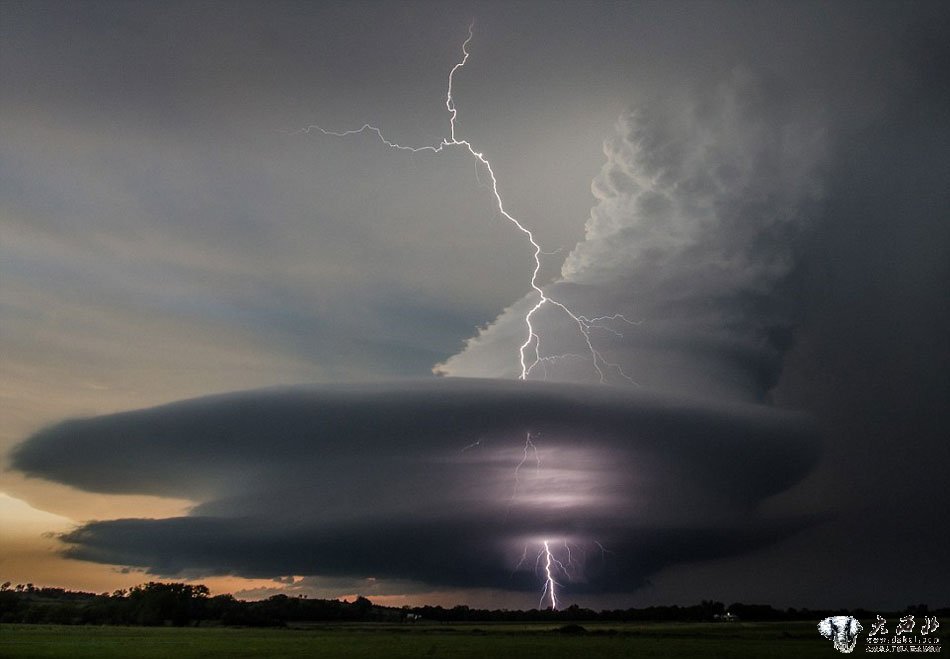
[2,0,948,609]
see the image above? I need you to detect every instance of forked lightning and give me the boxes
[296,23,635,384]
[299,23,629,610]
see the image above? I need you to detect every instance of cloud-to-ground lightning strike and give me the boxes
[540,541,560,610]
[511,539,578,610]
[297,23,636,385]
[300,23,629,610]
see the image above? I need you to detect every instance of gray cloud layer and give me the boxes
[13,379,818,591]
[2,1,947,607]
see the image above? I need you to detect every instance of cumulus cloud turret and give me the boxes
[437,74,825,402]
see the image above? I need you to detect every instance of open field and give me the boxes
[0,621,841,658]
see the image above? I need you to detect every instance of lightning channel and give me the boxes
[295,22,637,384]
[297,21,638,613]
[540,540,560,610]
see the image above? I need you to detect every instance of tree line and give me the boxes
[1,581,943,627]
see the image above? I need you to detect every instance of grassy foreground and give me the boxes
[0,621,836,658]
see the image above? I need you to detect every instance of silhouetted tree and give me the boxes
[127,582,210,626]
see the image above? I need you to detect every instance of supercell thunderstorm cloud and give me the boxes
[299,24,638,387]
[10,28,827,606]
[438,70,826,404]
[4,2,948,610]
[13,379,819,595]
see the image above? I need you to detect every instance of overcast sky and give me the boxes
[2,0,948,609]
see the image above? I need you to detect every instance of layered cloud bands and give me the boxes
[12,379,818,593]
[437,74,825,402]
[10,75,828,597]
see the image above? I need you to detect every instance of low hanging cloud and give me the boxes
[436,72,826,403]
[3,1,946,610]
[12,378,819,593]
[9,73,830,598]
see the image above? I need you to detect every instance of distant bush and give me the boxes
[1,580,946,627]
[554,624,588,634]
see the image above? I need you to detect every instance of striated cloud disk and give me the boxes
[9,71,832,599]
[13,378,818,592]
[2,1,947,609]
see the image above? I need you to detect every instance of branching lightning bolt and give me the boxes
[512,536,604,610]
[297,22,633,612]
[296,22,637,385]
[506,431,542,520]
[540,540,560,610]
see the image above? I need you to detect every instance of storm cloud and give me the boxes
[437,71,826,403]
[2,1,947,609]
[13,379,818,592]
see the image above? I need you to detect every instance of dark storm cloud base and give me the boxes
[13,378,819,592]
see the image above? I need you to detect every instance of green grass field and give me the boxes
[0,621,844,658]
